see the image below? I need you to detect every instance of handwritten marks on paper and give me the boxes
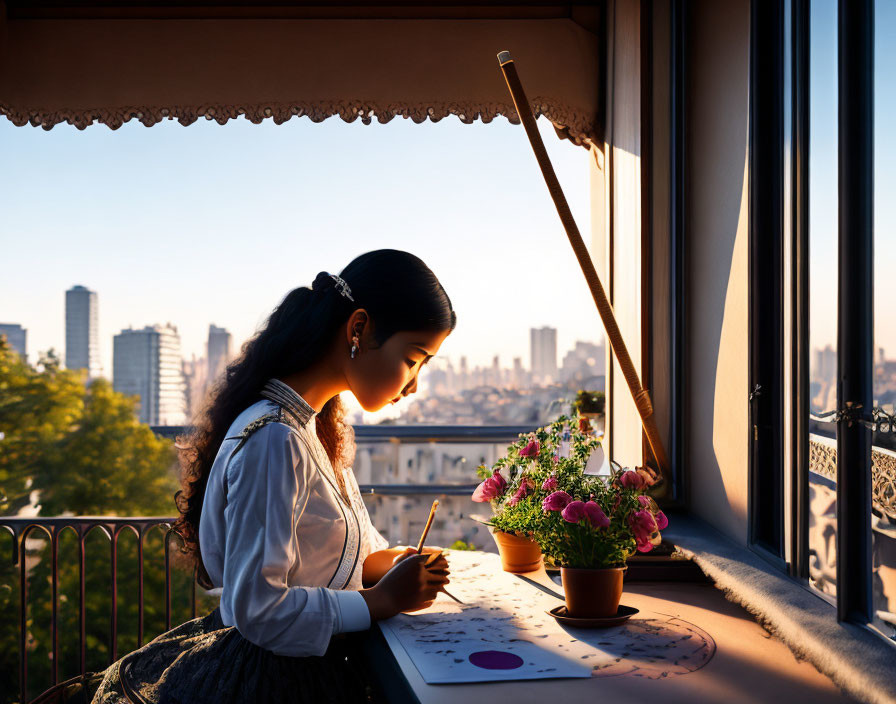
[376,550,715,684]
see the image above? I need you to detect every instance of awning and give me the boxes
[0,3,601,144]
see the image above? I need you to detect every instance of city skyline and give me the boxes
[0,115,611,387]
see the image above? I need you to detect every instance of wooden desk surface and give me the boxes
[371,551,853,704]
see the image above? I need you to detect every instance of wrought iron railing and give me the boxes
[2,425,533,703]
[809,432,896,520]
[2,517,188,704]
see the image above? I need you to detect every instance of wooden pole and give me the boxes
[497,51,670,479]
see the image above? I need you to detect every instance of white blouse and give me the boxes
[198,379,391,657]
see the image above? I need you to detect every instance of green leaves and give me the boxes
[471,405,648,569]
[0,338,179,518]
[477,410,604,540]
[0,336,214,701]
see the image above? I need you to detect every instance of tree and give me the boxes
[35,376,177,517]
[0,339,85,515]
[0,338,213,702]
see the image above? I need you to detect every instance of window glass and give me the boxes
[807,0,839,601]
[872,0,896,641]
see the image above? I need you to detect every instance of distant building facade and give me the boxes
[113,324,187,425]
[560,340,606,385]
[65,285,102,378]
[0,323,27,361]
[530,326,558,384]
[182,354,209,420]
[207,324,233,384]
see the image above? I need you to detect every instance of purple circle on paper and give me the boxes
[468,650,524,670]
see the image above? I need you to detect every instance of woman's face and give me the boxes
[345,312,451,412]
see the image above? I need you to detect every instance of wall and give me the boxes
[684,0,751,543]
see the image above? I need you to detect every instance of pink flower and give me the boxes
[620,470,646,490]
[583,501,610,529]
[541,475,558,492]
[519,439,540,458]
[654,511,669,530]
[472,469,507,502]
[542,490,573,512]
[629,509,658,552]
[561,500,587,523]
[637,495,651,507]
[552,455,560,464]
[508,477,535,507]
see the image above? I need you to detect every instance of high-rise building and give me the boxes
[65,285,102,378]
[530,326,558,383]
[0,323,27,361]
[512,356,525,388]
[207,324,233,384]
[560,340,607,384]
[113,324,188,426]
[182,354,209,420]
[813,344,836,387]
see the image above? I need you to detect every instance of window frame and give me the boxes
[833,0,874,625]
[752,0,879,630]
[748,0,787,566]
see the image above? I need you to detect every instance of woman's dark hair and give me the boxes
[174,249,456,587]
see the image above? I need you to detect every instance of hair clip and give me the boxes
[327,273,354,302]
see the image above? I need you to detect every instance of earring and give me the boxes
[350,332,360,359]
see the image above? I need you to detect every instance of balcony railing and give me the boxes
[809,431,896,520]
[2,425,535,704]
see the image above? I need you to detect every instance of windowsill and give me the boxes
[664,514,896,704]
[363,546,851,703]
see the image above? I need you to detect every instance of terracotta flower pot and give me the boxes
[490,529,543,573]
[580,411,605,436]
[560,565,625,618]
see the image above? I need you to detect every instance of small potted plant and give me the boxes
[471,410,603,573]
[572,389,605,436]
[536,465,668,618]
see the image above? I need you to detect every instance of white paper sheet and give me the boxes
[376,550,715,685]
[376,550,605,683]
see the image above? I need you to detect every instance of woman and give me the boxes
[81,249,456,703]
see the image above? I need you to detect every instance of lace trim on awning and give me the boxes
[0,98,597,147]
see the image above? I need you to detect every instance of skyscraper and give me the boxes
[207,324,233,384]
[113,324,188,426]
[0,323,27,361]
[65,285,101,378]
[530,326,558,383]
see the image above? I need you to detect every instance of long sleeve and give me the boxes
[220,421,370,656]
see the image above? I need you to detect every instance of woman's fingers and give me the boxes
[393,546,419,565]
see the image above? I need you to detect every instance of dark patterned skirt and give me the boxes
[41,608,380,704]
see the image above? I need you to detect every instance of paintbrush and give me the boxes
[415,499,464,604]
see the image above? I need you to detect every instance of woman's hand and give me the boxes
[362,545,448,587]
[360,547,451,620]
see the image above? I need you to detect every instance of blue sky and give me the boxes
[0,114,603,394]
[2,4,894,416]
[810,0,895,364]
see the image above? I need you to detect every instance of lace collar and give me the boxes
[260,378,318,428]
